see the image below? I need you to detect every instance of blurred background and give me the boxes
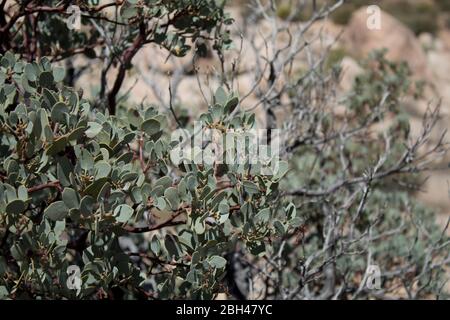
[71,0,450,229]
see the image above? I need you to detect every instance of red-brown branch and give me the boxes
[124,209,186,233]
[123,204,241,234]
[107,26,148,114]
[138,137,146,173]
[27,180,62,193]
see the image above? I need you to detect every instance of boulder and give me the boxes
[343,6,429,79]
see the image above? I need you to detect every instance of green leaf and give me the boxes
[114,204,133,223]
[285,202,296,220]
[211,104,223,120]
[154,176,172,190]
[80,149,94,171]
[44,201,69,221]
[164,187,180,210]
[46,136,67,156]
[193,218,205,235]
[42,89,56,108]
[255,208,270,223]
[51,102,69,123]
[22,75,36,93]
[6,199,26,214]
[56,157,73,187]
[84,177,109,198]
[85,122,103,138]
[274,160,289,179]
[97,181,111,202]
[289,217,303,228]
[53,66,66,82]
[155,197,166,210]
[24,64,37,82]
[80,195,95,216]
[214,87,227,105]
[164,234,181,259]
[121,5,138,19]
[95,161,111,179]
[0,286,8,299]
[218,202,229,214]
[54,220,65,237]
[67,126,86,141]
[150,235,161,255]
[209,255,227,269]
[120,172,138,183]
[0,70,5,85]
[243,180,259,194]
[62,187,80,209]
[141,118,161,136]
[39,71,54,88]
[187,176,198,191]
[224,96,239,114]
[116,151,133,164]
[17,185,28,201]
[273,220,285,236]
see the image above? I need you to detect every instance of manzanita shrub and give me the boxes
[0,52,290,299]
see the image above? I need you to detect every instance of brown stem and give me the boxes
[124,208,186,233]
[138,137,146,173]
[107,23,148,115]
[0,4,66,34]
[127,252,187,267]
[124,204,241,234]
[27,180,62,193]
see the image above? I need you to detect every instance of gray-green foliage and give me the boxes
[279,50,449,300]
[0,52,293,299]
